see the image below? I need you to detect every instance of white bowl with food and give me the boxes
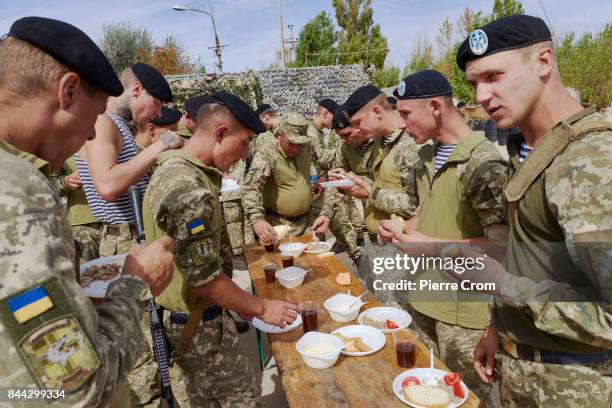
[393,368,468,407]
[275,266,308,288]
[278,242,305,257]
[331,325,386,356]
[296,331,344,369]
[304,241,333,254]
[358,307,412,333]
[323,293,364,322]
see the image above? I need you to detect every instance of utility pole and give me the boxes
[279,0,286,68]
[285,24,297,62]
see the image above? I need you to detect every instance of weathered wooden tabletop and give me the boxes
[245,236,480,408]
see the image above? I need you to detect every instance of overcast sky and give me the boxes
[1,0,610,73]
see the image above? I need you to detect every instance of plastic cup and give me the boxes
[281,253,294,268]
[393,329,418,368]
[263,263,277,283]
[299,301,319,333]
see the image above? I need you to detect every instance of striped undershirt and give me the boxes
[75,112,149,225]
[434,143,457,172]
[519,142,533,163]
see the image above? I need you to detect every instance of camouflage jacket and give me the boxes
[0,140,150,406]
[307,122,337,173]
[493,107,612,351]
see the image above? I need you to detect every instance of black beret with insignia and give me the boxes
[255,103,273,116]
[131,62,173,102]
[211,91,266,134]
[457,15,552,71]
[456,101,466,108]
[318,98,339,114]
[151,107,181,126]
[394,70,452,100]
[332,104,351,130]
[185,95,215,118]
[387,96,397,105]
[8,16,123,96]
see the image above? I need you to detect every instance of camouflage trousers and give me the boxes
[72,222,101,263]
[127,312,191,407]
[357,233,403,305]
[163,310,262,408]
[407,308,492,404]
[99,223,136,257]
[265,209,312,237]
[498,349,612,408]
[328,195,363,261]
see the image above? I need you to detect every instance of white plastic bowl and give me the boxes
[296,331,344,369]
[275,266,308,288]
[323,293,364,322]
[278,242,305,257]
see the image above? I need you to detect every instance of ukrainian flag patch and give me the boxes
[187,219,206,235]
[8,287,54,324]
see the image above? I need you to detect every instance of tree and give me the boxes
[492,0,525,18]
[100,23,153,73]
[146,36,196,75]
[291,12,337,67]
[373,66,400,88]
[403,35,434,77]
[332,0,389,69]
[456,7,483,38]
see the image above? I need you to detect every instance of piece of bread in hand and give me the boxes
[273,225,290,240]
[335,272,351,286]
[390,214,406,234]
[403,385,450,408]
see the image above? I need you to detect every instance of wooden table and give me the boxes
[245,236,480,408]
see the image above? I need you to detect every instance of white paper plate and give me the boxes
[320,180,355,188]
[252,314,302,334]
[303,241,333,254]
[358,307,412,333]
[393,368,468,407]
[79,254,126,298]
[331,325,386,356]
[220,185,241,193]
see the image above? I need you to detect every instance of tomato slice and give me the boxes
[443,372,461,386]
[386,319,399,329]
[453,382,465,399]
[401,376,420,388]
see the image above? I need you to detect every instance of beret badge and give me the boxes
[469,29,488,56]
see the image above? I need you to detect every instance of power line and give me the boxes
[306,48,388,57]
[538,0,558,46]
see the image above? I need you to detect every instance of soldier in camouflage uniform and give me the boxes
[143,92,298,407]
[378,70,507,403]
[134,106,182,150]
[49,156,102,263]
[0,16,174,407]
[452,15,612,407]
[242,113,321,243]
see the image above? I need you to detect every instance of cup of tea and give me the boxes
[263,240,277,253]
[393,329,418,368]
[299,301,319,333]
[281,253,294,268]
[263,263,277,283]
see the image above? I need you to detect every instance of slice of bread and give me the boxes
[335,272,351,285]
[403,385,450,408]
[273,225,290,240]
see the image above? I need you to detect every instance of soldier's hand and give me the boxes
[339,174,371,199]
[64,171,82,190]
[259,299,299,328]
[156,131,184,151]
[254,220,277,245]
[473,325,499,383]
[312,176,327,195]
[328,168,347,180]
[123,236,175,296]
[378,220,396,243]
[311,216,330,235]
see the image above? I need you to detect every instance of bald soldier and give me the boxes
[378,70,507,402]
[0,16,174,406]
[445,15,612,407]
[143,91,298,407]
[243,113,323,242]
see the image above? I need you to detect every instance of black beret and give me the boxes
[387,96,397,105]
[344,85,383,117]
[394,70,452,99]
[318,98,339,114]
[151,107,181,126]
[457,15,552,71]
[131,62,173,102]
[255,103,273,116]
[211,91,266,134]
[332,104,351,130]
[456,101,466,108]
[8,16,123,96]
[185,95,215,118]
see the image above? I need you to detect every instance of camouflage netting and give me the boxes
[166,64,369,118]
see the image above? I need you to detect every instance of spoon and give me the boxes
[349,289,369,308]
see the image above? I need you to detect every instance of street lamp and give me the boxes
[172,5,224,74]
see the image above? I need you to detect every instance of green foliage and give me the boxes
[373,66,400,88]
[556,24,611,108]
[291,12,337,67]
[332,0,389,69]
[100,23,153,73]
